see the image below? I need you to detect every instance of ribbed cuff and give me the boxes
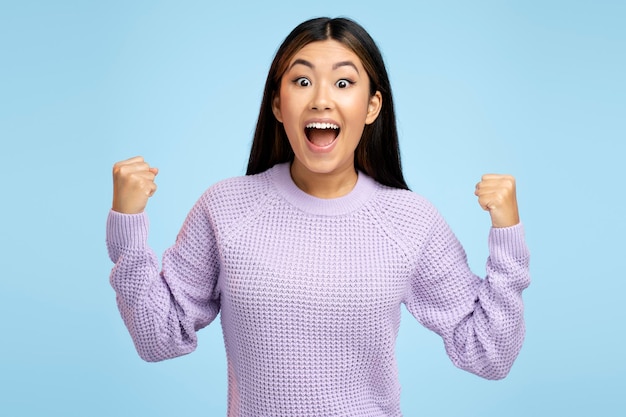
[106,209,150,250]
[488,222,529,261]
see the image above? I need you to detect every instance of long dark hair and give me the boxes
[246,17,409,190]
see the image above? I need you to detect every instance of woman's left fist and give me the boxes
[475,174,520,228]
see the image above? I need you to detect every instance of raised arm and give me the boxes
[406,174,530,379]
[107,157,221,362]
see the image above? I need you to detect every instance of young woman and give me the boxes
[107,17,530,416]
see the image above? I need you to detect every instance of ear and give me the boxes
[365,91,382,125]
[272,93,283,123]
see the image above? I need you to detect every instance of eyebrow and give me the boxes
[288,58,360,74]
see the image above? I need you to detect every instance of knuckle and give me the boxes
[112,162,124,175]
[118,164,132,175]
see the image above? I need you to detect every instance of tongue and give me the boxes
[307,129,336,147]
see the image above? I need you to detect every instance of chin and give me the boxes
[295,157,353,176]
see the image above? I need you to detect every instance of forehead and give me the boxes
[288,39,363,69]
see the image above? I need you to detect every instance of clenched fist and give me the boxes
[475,174,520,228]
[112,156,159,214]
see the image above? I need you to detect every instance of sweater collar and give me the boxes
[268,162,378,216]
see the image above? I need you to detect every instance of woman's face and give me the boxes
[272,39,382,186]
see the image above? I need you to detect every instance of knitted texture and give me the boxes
[107,162,530,416]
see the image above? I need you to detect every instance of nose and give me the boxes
[310,83,333,111]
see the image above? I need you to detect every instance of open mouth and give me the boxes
[305,122,340,147]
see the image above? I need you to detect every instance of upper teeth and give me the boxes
[306,122,339,129]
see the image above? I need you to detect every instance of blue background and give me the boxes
[1,0,624,415]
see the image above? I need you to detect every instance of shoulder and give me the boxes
[365,184,452,255]
[372,185,442,227]
[204,170,272,202]
[175,170,277,244]
[194,169,275,220]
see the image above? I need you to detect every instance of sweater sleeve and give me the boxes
[404,212,530,379]
[106,197,221,362]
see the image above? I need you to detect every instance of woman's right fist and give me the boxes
[112,156,158,214]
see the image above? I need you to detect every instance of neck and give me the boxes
[290,162,358,199]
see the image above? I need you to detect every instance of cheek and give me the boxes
[278,93,299,123]
[277,95,302,143]
[343,89,371,113]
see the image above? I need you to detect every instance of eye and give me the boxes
[294,77,311,87]
[336,79,353,89]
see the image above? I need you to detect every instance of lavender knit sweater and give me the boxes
[107,162,530,416]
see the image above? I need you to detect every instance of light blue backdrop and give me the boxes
[1,1,624,415]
